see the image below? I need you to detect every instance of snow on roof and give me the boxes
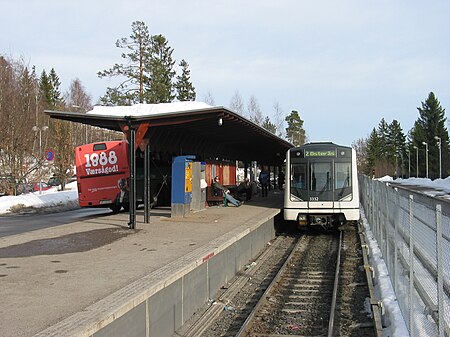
[87,102,214,117]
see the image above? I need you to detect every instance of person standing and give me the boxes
[278,170,285,190]
[258,166,269,197]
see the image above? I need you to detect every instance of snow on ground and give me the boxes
[379,175,450,200]
[0,181,78,215]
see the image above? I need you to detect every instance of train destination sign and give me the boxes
[304,150,336,157]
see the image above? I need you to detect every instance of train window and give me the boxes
[290,163,307,201]
[335,163,352,189]
[309,162,332,192]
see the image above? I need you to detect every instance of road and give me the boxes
[0,208,112,237]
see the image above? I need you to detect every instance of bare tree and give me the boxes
[0,57,41,193]
[247,95,263,126]
[230,90,245,116]
[273,100,285,138]
[66,78,93,146]
[203,91,215,105]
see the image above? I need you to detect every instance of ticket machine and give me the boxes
[171,155,195,217]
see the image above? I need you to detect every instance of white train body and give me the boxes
[284,142,360,228]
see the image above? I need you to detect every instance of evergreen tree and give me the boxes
[98,21,152,105]
[262,116,277,134]
[387,120,406,177]
[365,128,382,176]
[39,70,53,109]
[410,92,449,178]
[376,118,390,175]
[145,34,176,103]
[174,59,196,101]
[285,110,306,146]
[48,68,63,108]
[39,68,72,190]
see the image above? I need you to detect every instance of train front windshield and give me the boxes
[290,152,353,202]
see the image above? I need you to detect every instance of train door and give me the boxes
[307,160,334,210]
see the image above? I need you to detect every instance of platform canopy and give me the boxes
[46,102,293,166]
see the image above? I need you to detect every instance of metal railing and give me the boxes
[359,175,450,337]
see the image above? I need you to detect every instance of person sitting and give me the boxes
[212,176,243,207]
[236,177,252,201]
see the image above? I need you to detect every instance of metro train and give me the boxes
[283,142,360,229]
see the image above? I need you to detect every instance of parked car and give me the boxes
[33,181,52,192]
[47,176,61,186]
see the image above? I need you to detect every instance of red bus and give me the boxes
[75,140,130,212]
[75,140,172,212]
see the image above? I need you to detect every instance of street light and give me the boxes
[413,145,418,177]
[407,148,411,178]
[32,125,48,194]
[434,136,442,179]
[422,141,429,179]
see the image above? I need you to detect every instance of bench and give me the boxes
[206,186,226,206]
[206,185,246,206]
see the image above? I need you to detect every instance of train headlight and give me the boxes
[298,214,307,225]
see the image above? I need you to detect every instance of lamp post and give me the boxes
[32,125,48,194]
[434,136,442,179]
[422,141,429,179]
[413,145,418,177]
[407,148,411,178]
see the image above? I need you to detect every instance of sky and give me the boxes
[1,0,450,146]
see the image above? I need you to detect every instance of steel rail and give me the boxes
[327,230,343,337]
[180,236,288,337]
[235,236,306,337]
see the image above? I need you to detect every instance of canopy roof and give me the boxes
[45,103,293,165]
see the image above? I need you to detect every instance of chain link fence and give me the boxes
[360,175,450,337]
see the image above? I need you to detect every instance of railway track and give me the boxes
[173,223,383,337]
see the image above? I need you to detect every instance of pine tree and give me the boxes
[40,68,72,190]
[98,21,152,105]
[377,118,390,175]
[262,116,277,134]
[174,59,196,101]
[365,128,382,176]
[410,92,449,178]
[285,110,306,146]
[387,120,406,177]
[145,34,176,103]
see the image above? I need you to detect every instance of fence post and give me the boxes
[394,188,399,292]
[436,204,443,337]
[409,194,414,336]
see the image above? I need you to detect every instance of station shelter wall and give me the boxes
[205,161,236,186]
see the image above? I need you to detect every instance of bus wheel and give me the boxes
[110,205,121,213]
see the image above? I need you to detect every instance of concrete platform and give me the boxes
[0,191,284,337]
